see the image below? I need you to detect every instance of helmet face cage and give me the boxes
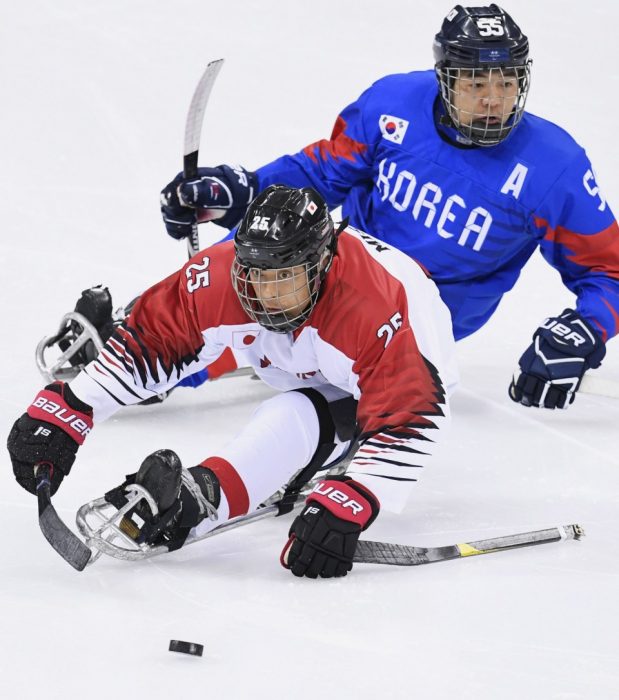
[232,251,331,333]
[434,4,532,146]
[436,62,531,146]
[232,185,336,333]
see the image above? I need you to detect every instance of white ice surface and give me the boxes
[1,1,618,698]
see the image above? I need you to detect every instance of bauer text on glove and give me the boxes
[7,382,93,495]
[281,477,380,579]
[509,308,605,409]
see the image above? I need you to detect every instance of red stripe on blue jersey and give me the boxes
[538,217,619,280]
[302,116,368,165]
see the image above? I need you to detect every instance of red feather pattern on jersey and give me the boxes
[312,235,446,446]
[538,216,619,280]
[100,271,205,388]
[90,244,249,396]
[108,337,135,367]
[302,116,367,165]
[354,332,444,436]
[99,348,125,373]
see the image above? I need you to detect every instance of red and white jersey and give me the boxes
[71,228,457,510]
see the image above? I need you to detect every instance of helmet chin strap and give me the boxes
[434,98,476,148]
[335,217,349,236]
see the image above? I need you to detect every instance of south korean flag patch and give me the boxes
[379,115,409,144]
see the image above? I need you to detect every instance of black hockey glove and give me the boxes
[509,308,606,409]
[159,165,257,239]
[281,477,380,579]
[7,382,93,495]
[105,450,221,551]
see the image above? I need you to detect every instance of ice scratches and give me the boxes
[458,387,619,467]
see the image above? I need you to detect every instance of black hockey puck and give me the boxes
[169,640,203,656]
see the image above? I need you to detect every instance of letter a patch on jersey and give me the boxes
[379,115,409,144]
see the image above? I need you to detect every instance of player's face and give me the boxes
[248,265,312,317]
[451,68,519,128]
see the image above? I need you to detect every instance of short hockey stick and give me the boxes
[353,523,583,566]
[76,477,582,567]
[36,463,92,571]
[183,58,225,258]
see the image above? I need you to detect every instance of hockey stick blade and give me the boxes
[183,58,225,258]
[353,524,584,566]
[36,464,92,571]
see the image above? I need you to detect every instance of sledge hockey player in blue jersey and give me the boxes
[159,4,617,411]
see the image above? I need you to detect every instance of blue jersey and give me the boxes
[256,70,619,341]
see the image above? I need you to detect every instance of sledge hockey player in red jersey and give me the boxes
[7,186,457,577]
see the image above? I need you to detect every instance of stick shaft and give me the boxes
[353,524,583,566]
[182,59,225,258]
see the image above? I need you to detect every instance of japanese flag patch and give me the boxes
[233,330,260,348]
[379,115,409,144]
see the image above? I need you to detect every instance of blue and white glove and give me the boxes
[159,165,257,239]
[509,309,606,409]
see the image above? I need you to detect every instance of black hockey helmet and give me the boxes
[232,185,337,332]
[433,5,532,145]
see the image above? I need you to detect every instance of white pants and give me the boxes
[193,389,353,537]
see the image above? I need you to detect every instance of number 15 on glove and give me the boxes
[281,477,380,579]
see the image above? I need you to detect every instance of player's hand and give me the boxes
[7,382,93,495]
[509,308,605,409]
[281,477,380,578]
[160,165,257,239]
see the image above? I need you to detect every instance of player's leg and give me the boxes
[191,387,356,537]
[103,388,356,551]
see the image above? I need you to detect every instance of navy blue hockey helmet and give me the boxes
[232,185,337,333]
[433,5,532,146]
